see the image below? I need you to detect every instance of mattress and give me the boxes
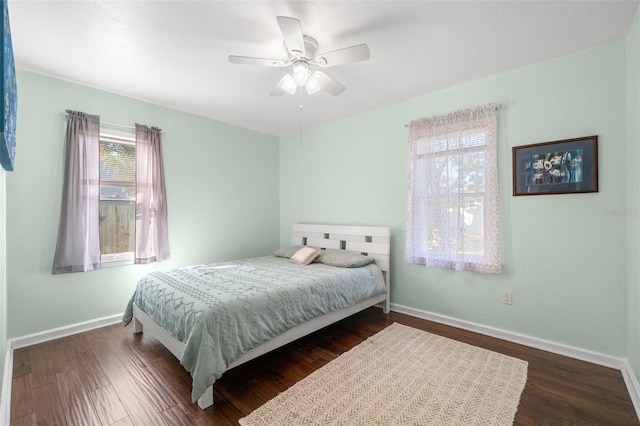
[122,255,386,402]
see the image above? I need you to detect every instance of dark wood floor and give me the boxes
[9,307,639,425]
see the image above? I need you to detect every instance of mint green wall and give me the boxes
[280,40,628,356]
[628,9,640,380]
[7,70,280,338]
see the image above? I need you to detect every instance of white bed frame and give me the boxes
[131,223,391,409]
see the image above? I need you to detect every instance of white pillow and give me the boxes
[290,247,321,265]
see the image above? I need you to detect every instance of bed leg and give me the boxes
[382,272,391,314]
[383,298,390,314]
[133,317,143,334]
[197,385,214,409]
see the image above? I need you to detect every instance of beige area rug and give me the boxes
[239,322,528,426]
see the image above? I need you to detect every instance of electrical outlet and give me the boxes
[502,291,512,305]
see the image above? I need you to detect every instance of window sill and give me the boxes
[101,252,134,268]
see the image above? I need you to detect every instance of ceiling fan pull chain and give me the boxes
[299,90,304,146]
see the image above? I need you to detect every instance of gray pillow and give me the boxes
[315,249,374,268]
[274,245,306,258]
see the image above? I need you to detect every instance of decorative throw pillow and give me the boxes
[315,249,374,268]
[290,247,321,265]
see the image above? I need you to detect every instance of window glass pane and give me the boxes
[461,131,486,148]
[462,151,485,193]
[446,155,458,194]
[460,196,484,256]
[431,137,450,153]
[100,184,136,200]
[428,196,459,256]
[100,142,135,183]
[99,200,135,255]
[424,196,485,258]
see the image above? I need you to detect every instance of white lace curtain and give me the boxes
[405,103,501,274]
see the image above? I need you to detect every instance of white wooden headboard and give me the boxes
[291,223,391,311]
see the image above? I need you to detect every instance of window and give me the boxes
[52,111,169,275]
[405,104,501,274]
[99,130,136,265]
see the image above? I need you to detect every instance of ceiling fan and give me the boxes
[229,16,370,96]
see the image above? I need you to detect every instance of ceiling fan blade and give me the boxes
[315,71,346,96]
[277,16,305,57]
[229,55,288,67]
[316,44,370,67]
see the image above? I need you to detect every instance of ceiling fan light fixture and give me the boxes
[292,61,310,86]
[281,74,298,95]
[305,74,321,95]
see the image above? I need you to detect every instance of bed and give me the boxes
[122,223,391,409]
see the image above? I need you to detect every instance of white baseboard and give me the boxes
[391,303,627,369]
[9,313,122,349]
[390,303,640,418]
[622,360,640,418]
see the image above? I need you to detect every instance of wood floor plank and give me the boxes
[9,413,35,426]
[150,356,205,419]
[114,337,180,412]
[77,347,112,392]
[91,339,169,425]
[11,347,31,379]
[29,347,56,389]
[89,384,129,425]
[33,381,66,425]
[57,367,101,425]
[9,374,34,421]
[110,418,135,426]
[83,326,108,346]
[160,404,204,426]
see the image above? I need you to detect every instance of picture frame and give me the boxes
[512,135,598,196]
[0,0,16,172]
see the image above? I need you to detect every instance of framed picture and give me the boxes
[0,0,16,172]
[512,135,598,196]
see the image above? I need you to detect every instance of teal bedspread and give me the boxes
[122,255,385,402]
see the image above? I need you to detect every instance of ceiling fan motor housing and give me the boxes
[286,35,320,62]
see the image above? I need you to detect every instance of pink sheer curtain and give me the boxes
[52,110,101,274]
[405,103,501,274]
[134,124,170,264]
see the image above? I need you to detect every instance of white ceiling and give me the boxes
[9,1,639,137]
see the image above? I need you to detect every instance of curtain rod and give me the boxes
[62,112,165,133]
[102,120,136,130]
[61,112,134,130]
[403,103,503,128]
